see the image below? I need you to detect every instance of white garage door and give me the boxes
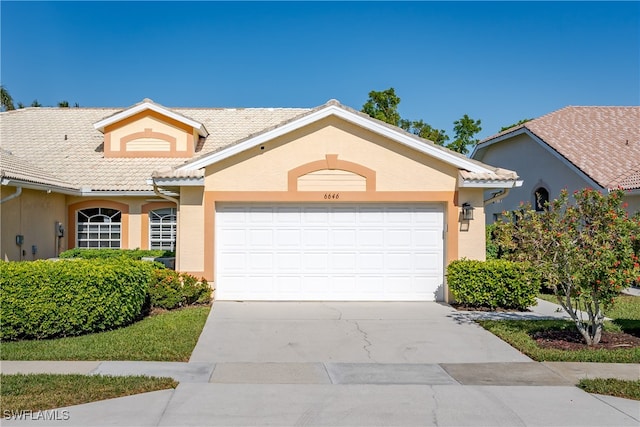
[215,204,444,301]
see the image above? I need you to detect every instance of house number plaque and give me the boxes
[323,193,340,200]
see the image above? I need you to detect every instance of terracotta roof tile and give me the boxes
[482,106,640,190]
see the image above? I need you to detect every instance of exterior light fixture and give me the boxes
[462,203,474,221]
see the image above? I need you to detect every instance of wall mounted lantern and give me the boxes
[462,203,475,221]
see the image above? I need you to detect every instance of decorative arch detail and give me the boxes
[287,154,376,192]
[121,128,177,148]
[68,200,130,250]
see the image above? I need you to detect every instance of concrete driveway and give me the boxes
[189,302,530,364]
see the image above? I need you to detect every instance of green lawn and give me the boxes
[0,374,177,413]
[1,306,210,361]
[578,378,640,401]
[479,293,640,363]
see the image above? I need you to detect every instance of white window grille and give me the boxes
[149,208,176,251]
[76,208,122,248]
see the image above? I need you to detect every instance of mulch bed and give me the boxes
[532,329,640,351]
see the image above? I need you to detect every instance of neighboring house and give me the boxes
[472,106,640,223]
[1,99,520,302]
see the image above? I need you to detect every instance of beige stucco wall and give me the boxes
[456,188,487,261]
[1,187,67,261]
[205,117,459,192]
[477,134,595,223]
[176,187,205,273]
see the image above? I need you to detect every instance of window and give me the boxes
[149,208,176,251]
[534,187,549,212]
[77,208,121,248]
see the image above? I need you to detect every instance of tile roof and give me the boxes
[1,101,519,192]
[0,106,308,191]
[480,106,640,190]
[0,148,77,190]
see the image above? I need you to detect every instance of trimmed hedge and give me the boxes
[149,269,212,310]
[447,259,540,310]
[59,248,174,260]
[0,259,153,340]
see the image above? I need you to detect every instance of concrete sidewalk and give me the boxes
[2,360,638,426]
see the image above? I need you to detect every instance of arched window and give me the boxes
[149,208,177,251]
[534,187,549,212]
[77,208,121,248]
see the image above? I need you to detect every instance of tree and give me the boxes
[1,86,15,111]
[361,88,402,126]
[30,100,42,107]
[494,188,640,346]
[410,120,449,146]
[58,100,70,108]
[449,114,482,155]
[500,118,532,133]
[361,88,451,148]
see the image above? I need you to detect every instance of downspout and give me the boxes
[152,182,179,205]
[0,185,22,204]
[483,188,511,207]
[152,181,179,255]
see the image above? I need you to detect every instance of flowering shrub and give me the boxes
[494,188,640,345]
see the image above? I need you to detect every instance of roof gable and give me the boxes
[93,99,209,137]
[473,106,640,190]
[177,100,495,175]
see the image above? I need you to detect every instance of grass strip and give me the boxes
[0,373,178,413]
[1,306,210,361]
[578,378,640,401]
[478,319,640,363]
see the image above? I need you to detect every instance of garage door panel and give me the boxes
[249,229,273,246]
[332,229,357,246]
[332,276,357,293]
[386,229,412,246]
[304,208,329,223]
[220,229,246,246]
[359,229,384,247]
[358,252,385,270]
[332,252,357,270]
[303,252,329,270]
[250,252,273,270]
[277,252,301,271]
[216,203,443,301]
[276,276,301,292]
[219,252,245,270]
[306,276,330,293]
[276,229,301,246]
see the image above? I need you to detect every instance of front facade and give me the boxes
[1,99,520,301]
[472,106,640,222]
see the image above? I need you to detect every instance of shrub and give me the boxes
[149,270,211,310]
[486,223,499,260]
[59,248,174,260]
[0,259,153,340]
[447,259,540,310]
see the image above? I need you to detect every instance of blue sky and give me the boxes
[1,1,638,140]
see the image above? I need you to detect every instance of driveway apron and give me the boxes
[189,301,531,364]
